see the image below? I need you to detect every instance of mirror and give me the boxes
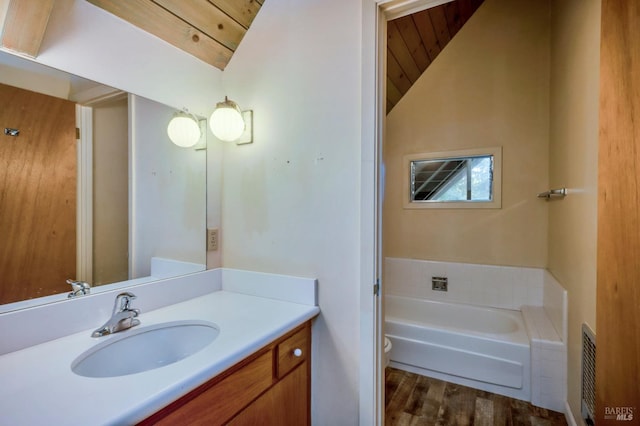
[403,147,502,209]
[0,51,207,313]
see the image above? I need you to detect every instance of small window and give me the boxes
[404,147,502,209]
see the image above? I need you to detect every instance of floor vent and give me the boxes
[581,323,596,425]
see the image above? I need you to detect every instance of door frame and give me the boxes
[359,1,453,424]
[76,105,93,282]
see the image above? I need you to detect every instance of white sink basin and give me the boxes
[71,320,219,378]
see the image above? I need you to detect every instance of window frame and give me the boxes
[403,147,502,209]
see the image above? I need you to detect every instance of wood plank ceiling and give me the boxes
[86,0,265,70]
[387,0,484,113]
[2,0,483,110]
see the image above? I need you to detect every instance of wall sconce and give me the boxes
[167,111,201,148]
[209,96,253,144]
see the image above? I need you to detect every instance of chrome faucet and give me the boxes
[91,292,141,337]
[67,279,91,298]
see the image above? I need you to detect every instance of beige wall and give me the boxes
[384,0,600,420]
[384,0,550,267]
[92,97,129,285]
[549,0,600,422]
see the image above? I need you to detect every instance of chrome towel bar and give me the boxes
[537,188,567,200]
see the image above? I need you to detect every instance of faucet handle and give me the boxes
[114,292,137,313]
[67,279,91,298]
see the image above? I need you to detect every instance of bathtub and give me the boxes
[385,295,531,401]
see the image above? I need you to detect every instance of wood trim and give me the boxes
[596,0,640,422]
[0,0,55,57]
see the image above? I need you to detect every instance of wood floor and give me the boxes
[385,367,568,426]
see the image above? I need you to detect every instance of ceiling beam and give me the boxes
[0,0,55,57]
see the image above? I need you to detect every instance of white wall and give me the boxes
[130,95,207,277]
[222,0,364,423]
[0,53,70,98]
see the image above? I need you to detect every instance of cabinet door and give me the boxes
[228,362,309,426]
[146,350,274,426]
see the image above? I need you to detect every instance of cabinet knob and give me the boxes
[293,348,303,357]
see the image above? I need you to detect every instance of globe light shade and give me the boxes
[209,97,245,142]
[167,114,201,148]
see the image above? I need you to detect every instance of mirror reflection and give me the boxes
[0,51,206,311]
[404,147,502,209]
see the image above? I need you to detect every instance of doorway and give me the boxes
[361,1,459,425]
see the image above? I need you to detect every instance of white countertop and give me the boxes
[0,289,319,425]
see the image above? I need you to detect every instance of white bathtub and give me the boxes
[385,295,531,401]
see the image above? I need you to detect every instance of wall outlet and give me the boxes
[432,276,448,291]
[207,228,219,251]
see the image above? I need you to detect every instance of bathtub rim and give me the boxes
[385,294,530,346]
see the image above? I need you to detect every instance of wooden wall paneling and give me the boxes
[387,53,413,97]
[444,1,462,35]
[0,0,55,57]
[86,0,233,70]
[387,21,422,84]
[457,0,474,21]
[209,0,262,29]
[387,77,403,107]
[395,15,431,73]
[413,10,442,62]
[385,1,484,112]
[0,83,76,305]
[596,0,640,423]
[152,0,246,51]
[428,7,452,48]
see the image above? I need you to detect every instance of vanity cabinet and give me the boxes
[140,321,311,426]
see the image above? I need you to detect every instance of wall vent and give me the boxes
[581,323,596,425]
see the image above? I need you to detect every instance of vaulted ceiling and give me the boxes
[0,0,265,71]
[1,0,483,111]
[86,0,265,70]
[387,0,484,113]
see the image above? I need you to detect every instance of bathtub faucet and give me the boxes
[91,292,141,337]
